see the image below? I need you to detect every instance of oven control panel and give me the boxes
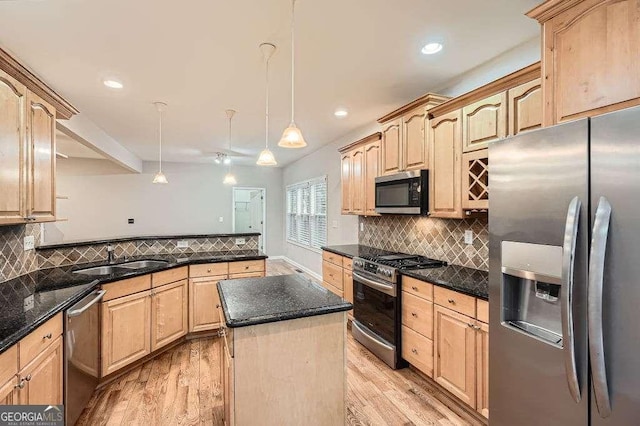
[353,258,397,283]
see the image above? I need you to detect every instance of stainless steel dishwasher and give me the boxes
[64,289,105,425]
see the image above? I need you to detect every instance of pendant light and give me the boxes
[257,43,278,166]
[152,101,168,184]
[278,0,307,149]
[223,109,238,185]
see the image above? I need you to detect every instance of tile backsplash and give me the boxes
[359,215,488,271]
[0,224,41,283]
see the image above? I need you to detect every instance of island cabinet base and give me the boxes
[225,312,346,425]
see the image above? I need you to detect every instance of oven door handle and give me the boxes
[353,272,396,297]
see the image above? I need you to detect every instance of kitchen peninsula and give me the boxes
[216,274,352,425]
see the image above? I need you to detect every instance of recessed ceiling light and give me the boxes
[334,108,348,118]
[103,79,124,89]
[421,42,443,55]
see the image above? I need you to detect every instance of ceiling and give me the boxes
[0,0,540,167]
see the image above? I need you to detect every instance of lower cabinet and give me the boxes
[434,305,477,407]
[18,337,63,405]
[151,279,188,351]
[221,329,234,426]
[0,377,18,405]
[101,290,152,376]
[476,321,489,418]
[321,251,353,304]
[189,275,227,332]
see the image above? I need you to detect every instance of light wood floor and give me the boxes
[77,260,481,426]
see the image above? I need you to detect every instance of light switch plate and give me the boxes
[23,295,34,312]
[464,230,474,245]
[235,238,246,245]
[218,217,224,223]
[23,235,35,251]
[177,240,189,248]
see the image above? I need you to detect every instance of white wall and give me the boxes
[47,159,284,255]
[282,123,379,275]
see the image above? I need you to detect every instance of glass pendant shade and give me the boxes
[152,171,168,184]
[223,173,237,185]
[257,148,277,166]
[278,122,307,148]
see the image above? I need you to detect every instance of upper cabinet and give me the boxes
[462,92,507,152]
[527,0,640,125]
[380,119,402,175]
[378,94,449,176]
[508,78,542,136]
[0,47,78,226]
[339,133,381,216]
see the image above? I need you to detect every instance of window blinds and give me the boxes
[286,176,327,250]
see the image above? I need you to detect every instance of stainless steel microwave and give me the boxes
[374,170,429,215]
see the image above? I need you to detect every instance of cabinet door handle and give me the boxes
[412,286,419,291]
[15,379,25,389]
[467,323,475,328]
[448,299,456,304]
[207,269,211,273]
[43,333,52,340]
[411,312,418,317]
[24,374,32,382]
[411,348,418,354]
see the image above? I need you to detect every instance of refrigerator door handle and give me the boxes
[561,196,581,403]
[589,196,612,418]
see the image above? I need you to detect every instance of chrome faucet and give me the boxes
[106,245,115,264]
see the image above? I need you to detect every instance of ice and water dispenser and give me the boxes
[501,241,564,347]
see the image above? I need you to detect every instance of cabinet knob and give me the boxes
[411,312,417,317]
[43,333,52,340]
[447,299,456,304]
[467,323,475,328]
[412,286,418,291]
[25,374,32,382]
[245,266,249,270]
[411,348,418,354]
[15,380,25,389]
[207,269,211,273]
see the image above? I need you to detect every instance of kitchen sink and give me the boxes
[118,260,169,269]
[72,265,127,276]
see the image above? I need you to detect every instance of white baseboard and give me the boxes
[268,256,322,282]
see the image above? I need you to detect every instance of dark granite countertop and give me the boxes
[320,244,397,259]
[0,250,267,354]
[217,274,352,328]
[401,265,489,300]
[37,232,261,250]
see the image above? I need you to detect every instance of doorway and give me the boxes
[232,187,266,252]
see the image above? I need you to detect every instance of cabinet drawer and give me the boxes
[322,261,343,290]
[102,274,152,301]
[434,287,476,318]
[323,281,343,298]
[19,313,62,370]
[477,299,489,323]
[0,344,17,386]
[228,260,264,275]
[228,272,264,279]
[343,257,353,270]
[152,266,188,288]
[402,325,433,378]
[189,262,228,278]
[401,292,433,339]
[322,251,343,267]
[403,276,433,301]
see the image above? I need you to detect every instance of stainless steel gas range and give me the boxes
[351,253,444,369]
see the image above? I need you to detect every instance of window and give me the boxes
[286,176,327,251]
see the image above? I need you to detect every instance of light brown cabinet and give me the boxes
[476,321,489,419]
[508,78,542,136]
[339,133,381,216]
[18,336,63,405]
[189,275,226,332]
[402,107,429,171]
[321,250,353,312]
[381,119,402,175]
[462,92,507,153]
[428,110,463,218]
[528,0,640,125]
[151,279,188,351]
[0,377,18,405]
[101,290,152,376]
[0,71,57,224]
[0,70,27,225]
[433,305,476,407]
[222,333,234,426]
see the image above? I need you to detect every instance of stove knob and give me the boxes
[387,270,393,277]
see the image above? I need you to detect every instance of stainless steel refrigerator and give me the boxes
[489,106,640,425]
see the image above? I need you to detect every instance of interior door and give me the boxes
[233,188,265,251]
[488,119,589,426]
[590,106,640,425]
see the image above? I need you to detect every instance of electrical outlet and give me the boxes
[464,230,474,245]
[219,216,224,223]
[23,295,34,312]
[23,235,35,251]
[235,238,246,245]
[332,220,338,229]
[177,240,189,248]
[360,222,364,232]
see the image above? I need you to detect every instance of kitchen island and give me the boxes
[217,274,352,426]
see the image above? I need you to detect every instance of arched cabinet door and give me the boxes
[381,119,402,175]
